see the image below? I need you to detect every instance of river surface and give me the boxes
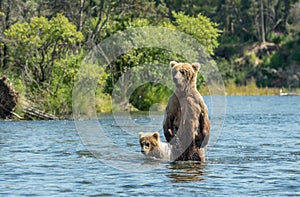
[1,96,299,196]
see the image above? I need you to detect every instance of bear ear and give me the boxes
[192,63,201,72]
[139,132,144,138]
[170,61,178,68]
[152,132,160,140]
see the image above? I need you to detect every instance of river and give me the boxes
[1,96,299,196]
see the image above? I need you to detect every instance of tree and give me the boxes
[101,12,221,110]
[0,0,30,71]
[5,14,84,114]
[172,12,221,55]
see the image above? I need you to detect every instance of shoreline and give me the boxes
[199,81,300,96]
[1,93,299,121]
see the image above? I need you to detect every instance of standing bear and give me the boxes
[163,61,210,162]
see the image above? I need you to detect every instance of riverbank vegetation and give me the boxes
[0,0,300,119]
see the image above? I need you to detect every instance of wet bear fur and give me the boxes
[139,132,172,160]
[163,61,210,162]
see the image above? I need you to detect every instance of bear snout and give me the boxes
[172,77,179,84]
[141,150,149,156]
[172,72,181,83]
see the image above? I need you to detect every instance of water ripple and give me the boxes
[0,96,300,196]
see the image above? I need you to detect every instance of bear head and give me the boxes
[139,131,160,156]
[170,61,201,91]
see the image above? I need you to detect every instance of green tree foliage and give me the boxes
[102,14,220,110]
[4,14,83,117]
[172,11,221,55]
[5,14,83,85]
[0,0,299,117]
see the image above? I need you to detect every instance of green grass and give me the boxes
[199,80,300,96]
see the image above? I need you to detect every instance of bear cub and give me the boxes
[139,132,172,160]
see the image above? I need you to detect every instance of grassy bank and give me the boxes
[224,81,280,96]
[200,80,300,96]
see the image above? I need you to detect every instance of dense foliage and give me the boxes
[0,0,299,117]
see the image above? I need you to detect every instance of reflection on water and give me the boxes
[168,162,206,183]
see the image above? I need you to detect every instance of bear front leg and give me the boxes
[195,113,210,148]
[163,115,174,142]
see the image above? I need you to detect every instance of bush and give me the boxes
[262,51,286,69]
[249,53,257,65]
[5,14,84,117]
[129,83,172,111]
[266,31,286,44]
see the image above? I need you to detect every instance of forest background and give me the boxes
[1,0,300,119]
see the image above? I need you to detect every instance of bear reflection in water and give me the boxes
[167,161,206,182]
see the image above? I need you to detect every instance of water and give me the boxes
[1,96,300,196]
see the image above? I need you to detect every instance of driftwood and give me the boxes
[0,76,19,119]
[22,106,58,120]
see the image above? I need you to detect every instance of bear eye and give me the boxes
[180,70,185,75]
[145,142,150,147]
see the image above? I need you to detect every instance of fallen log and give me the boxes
[22,106,58,120]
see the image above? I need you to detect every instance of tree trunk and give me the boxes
[283,0,291,33]
[78,0,85,32]
[260,0,266,44]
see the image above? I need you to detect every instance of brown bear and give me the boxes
[163,61,210,162]
[139,132,172,160]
